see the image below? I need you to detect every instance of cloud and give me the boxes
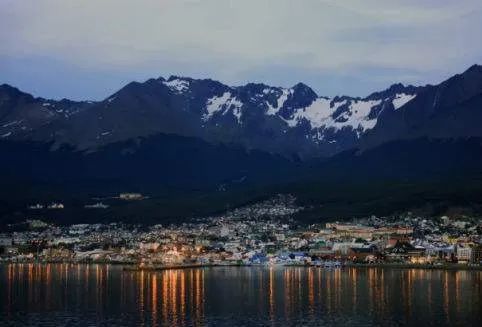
[1,0,482,99]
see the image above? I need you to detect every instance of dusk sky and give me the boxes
[2,0,482,101]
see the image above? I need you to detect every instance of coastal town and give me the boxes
[1,195,482,268]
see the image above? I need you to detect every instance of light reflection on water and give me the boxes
[0,264,481,326]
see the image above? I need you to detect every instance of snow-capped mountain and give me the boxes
[1,65,482,158]
[195,79,421,157]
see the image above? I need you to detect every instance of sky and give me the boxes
[1,0,482,101]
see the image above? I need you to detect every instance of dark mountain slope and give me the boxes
[0,84,93,141]
[0,133,297,225]
[2,136,482,225]
[290,137,482,222]
[362,65,482,149]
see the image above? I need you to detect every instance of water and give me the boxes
[0,264,481,326]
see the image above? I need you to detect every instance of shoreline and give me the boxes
[2,261,482,271]
[343,263,482,271]
[123,263,249,271]
[344,263,482,271]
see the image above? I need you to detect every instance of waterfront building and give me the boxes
[386,241,425,262]
[472,245,482,264]
[348,245,378,262]
[456,244,473,263]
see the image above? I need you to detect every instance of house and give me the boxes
[332,241,366,256]
[386,241,425,262]
[309,244,335,259]
[386,234,411,248]
[249,253,268,264]
[348,245,378,262]
[289,252,311,264]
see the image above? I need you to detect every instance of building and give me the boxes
[47,203,64,209]
[0,234,12,247]
[472,245,482,264]
[120,193,143,200]
[386,241,425,262]
[139,242,160,251]
[456,244,473,263]
[348,245,378,262]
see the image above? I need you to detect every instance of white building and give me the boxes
[456,244,472,263]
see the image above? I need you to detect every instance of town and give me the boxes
[1,195,482,268]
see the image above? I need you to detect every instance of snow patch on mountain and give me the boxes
[288,98,342,128]
[204,92,243,122]
[283,98,382,135]
[232,106,243,123]
[392,93,416,110]
[336,99,382,132]
[163,78,190,93]
[266,89,292,116]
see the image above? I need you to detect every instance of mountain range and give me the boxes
[1,65,482,224]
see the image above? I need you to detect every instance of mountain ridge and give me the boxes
[1,65,482,159]
[1,69,432,158]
